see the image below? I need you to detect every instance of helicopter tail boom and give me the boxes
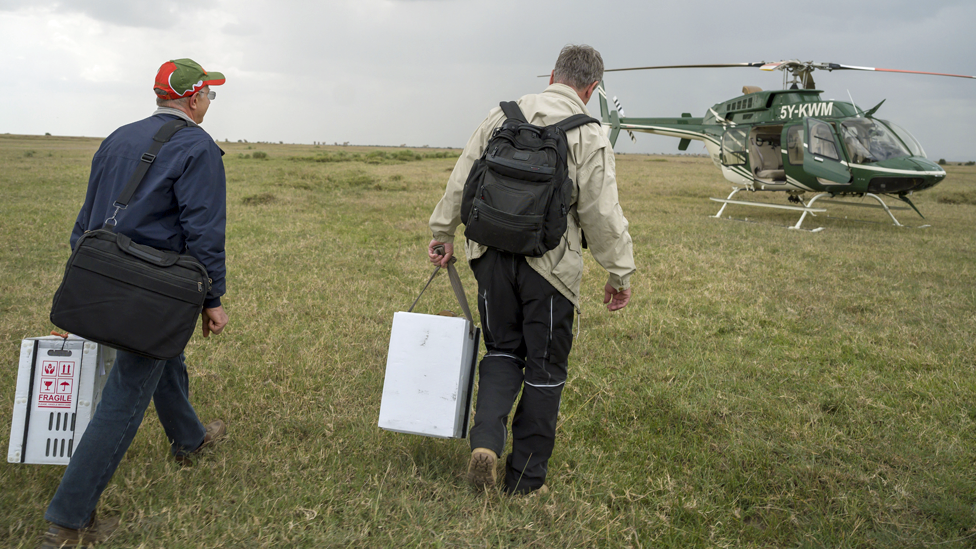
[597,81,707,148]
[617,118,710,147]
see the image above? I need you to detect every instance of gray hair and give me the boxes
[553,44,604,91]
[155,95,192,108]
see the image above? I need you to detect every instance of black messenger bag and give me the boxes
[50,119,211,360]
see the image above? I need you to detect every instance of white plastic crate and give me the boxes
[378,312,480,438]
[7,336,115,465]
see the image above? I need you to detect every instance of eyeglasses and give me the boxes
[198,90,216,100]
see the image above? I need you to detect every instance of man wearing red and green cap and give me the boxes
[39,59,229,549]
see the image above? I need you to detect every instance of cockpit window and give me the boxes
[882,120,927,159]
[840,118,911,164]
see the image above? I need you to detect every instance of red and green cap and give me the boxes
[153,58,226,100]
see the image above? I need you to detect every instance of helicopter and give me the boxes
[595,61,974,231]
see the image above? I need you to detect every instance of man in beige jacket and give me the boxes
[428,45,636,495]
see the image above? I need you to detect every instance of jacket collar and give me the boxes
[542,83,589,112]
[153,107,199,126]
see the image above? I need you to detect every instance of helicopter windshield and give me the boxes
[882,120,927,158]
[840,118,911,164]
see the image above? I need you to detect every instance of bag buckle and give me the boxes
[140,152,156,164]
[103,201,127,229]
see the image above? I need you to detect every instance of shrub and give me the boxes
[338,172,376,187]
[252,151,268,159]
[364,151,389,164]
[288,149,458,165]
[424,151,461,160]
[938,159,947,165]
[966,161,975,166]
[289,152,358,163]
[394,149,422,162]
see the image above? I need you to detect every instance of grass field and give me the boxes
[1,132,975,548]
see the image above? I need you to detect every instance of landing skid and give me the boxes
[710,189,926,231]
[710,188,827,231]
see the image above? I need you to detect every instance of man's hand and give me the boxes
[202,306,228,337]
[428,240,454,268]
[603,284,632,312]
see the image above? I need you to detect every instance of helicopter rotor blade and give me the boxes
[603,62,766,74]
[538,62,766,78]
[823,64,975,80]
[589,61,974,80]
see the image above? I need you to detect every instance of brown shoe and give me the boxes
[467,448,497,488]
[38,515,119,548]
[175,419,226,465]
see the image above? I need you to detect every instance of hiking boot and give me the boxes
[175,419,226,465]
[38,515,119,548]
[467,448,497,488]
[506,483,550,497]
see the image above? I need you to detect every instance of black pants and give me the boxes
[469,249,575,493]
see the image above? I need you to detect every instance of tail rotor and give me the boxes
[612,96,637,143]
[597,81,633,148]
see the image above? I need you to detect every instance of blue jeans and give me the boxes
[45,351,206,529]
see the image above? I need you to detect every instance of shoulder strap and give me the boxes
[555,113,600,132]
[501,102,598,131]
[499,101,528,123]
[113,118,189,207]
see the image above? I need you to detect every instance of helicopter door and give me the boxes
[719,127,751,185]
[803,118,851,183]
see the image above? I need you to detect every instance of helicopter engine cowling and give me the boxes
[866,158,945,194]
[868,177,925,194]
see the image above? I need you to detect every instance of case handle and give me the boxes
[409,246,475,336]
[116,233,179,266]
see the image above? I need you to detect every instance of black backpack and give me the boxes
[460,101,600,257]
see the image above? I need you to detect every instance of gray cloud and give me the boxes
[2,0,974,160]
[1,0,216,28]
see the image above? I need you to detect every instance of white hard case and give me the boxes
[7,336,115,465]
[378,312,480,438]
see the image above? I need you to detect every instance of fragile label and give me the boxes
[37,360,77,409]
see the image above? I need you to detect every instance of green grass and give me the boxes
[1,135,975,548]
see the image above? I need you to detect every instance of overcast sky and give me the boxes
[2,0,974,160]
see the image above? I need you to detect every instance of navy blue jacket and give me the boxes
[71,113,227,308]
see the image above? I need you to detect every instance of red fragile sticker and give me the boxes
[37,359,77,409]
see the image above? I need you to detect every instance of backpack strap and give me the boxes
[555,113,600,132]
[556,113,599,252]
[499,101,528,123]
[501,103,599,131]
